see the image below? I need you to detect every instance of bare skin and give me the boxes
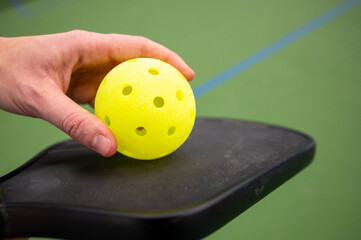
[0,30,194,158]
[0,31,194,240]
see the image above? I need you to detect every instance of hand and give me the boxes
[0,30,194,157]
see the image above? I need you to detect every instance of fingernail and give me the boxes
[92,134,111,156]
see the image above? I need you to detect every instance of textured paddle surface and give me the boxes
[1,118,313,212]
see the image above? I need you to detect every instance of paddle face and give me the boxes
[0,118,315,240]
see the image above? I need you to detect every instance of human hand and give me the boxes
[0,30,194,157]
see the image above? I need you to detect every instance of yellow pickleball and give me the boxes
[94,58,196,160]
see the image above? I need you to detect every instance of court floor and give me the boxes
[0,0,360,239]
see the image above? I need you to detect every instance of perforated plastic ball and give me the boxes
[94,58,196,160]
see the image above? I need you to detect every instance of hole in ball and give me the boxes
[148,68,159,75]
[136,127,147,136]
[105,115,110,126]
[176,90,184,101]
[153,97,165,108]
[122,85,133,95]
[168,126,175,136]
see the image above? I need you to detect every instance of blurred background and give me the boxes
[0,0,360,239]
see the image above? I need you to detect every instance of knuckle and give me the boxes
[164,51,177,62]
[66,30,92,48]
[62,111,91,142]
[134,35,149,43]
[134,36,151,54]
[68,29,88,37]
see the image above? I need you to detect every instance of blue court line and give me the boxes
[9,0,76,18]
[194,0,361,99]
[8,0,29,18]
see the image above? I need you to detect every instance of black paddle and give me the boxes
[0,118,315,240]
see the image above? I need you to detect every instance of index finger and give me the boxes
[68,31,195,81]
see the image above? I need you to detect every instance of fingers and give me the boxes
[41,89,117,157]
[66,77,100,104]
[130,36,195,81]
[89,98,95,108]
[68,30,195,81]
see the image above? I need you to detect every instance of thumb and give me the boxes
[42,90,117,157]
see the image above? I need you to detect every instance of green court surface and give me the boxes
[0,0,360,239]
